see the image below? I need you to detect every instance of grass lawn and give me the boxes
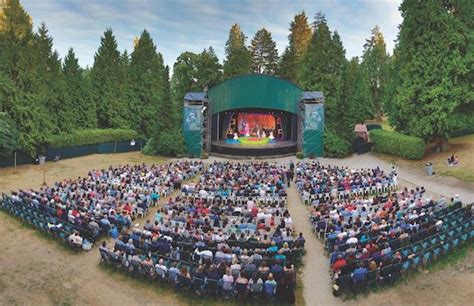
[375,134,474,183]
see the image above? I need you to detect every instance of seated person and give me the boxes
[68,231,83,247]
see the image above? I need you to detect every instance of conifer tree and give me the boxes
[278,12,312,82]
[0,0,51,155]
[361,26,389,120]
[129,30,166,138]
[393,0,472,143]
[223,24,251,78]
[250,28,279,74]
[299,13,346,136]
[90,29,129,129]
[62,47,96,129]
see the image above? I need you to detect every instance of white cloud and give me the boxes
[21,0,403,68]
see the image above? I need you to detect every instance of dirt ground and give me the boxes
[0,152,472,306]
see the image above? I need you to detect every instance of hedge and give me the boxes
[370,129,425,160]
[47,129,139,148]
[324,130,352,158]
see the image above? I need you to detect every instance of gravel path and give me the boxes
[286,184,340,306]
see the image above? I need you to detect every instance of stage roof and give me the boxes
[184,92,206,101]
[301,91,324,101]
[207,74,303,115]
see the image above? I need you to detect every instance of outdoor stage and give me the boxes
[211,139,297,157]
[183,75,325,157]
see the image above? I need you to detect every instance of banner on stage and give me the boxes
[304,104,324,131]
[183,105,202,131]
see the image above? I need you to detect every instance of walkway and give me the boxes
[286,184,341,306]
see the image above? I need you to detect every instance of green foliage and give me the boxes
[62,48,97,129]
[295,151,304,159]
[144,127,186,157]
[0,112,19,157]
[223,24,251,78]
[298,13,347,139]
[323,130,351,158]
[361,26,390,120]
[47,129,138,148]
[392,0,473,142]
[90,29,130,129]
[171,49,222,120]
[129,30,168,138]
[370,129,425,160]
[278,12,312,83]
[250,28,279,74]
[0,0,53,156]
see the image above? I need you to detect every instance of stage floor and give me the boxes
[211,140,297,157]
[213,140,295,149]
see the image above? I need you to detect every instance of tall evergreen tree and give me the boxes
[90,29,130,129]
[129,30,166,138]
[361,26,389,120]
[223,24,251,78]
[250,28,279,74]
[278,11,312,82]
[299,13,347,135]
[0,0,51,155]
[33,23,65,133]
[62,47,96,129]
[393,0,472,144]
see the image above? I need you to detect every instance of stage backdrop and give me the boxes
[237,113,276,134]
[303,103,324,157]
[183,104,202,156]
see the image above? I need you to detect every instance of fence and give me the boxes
[0,139,144,168]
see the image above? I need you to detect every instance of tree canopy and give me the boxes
[390,0,473,142]
[1,0,471,159]
[250,28,279,74]
[223,24,251,79]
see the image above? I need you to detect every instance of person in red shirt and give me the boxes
[251,206,258,218]
[123,203,132,213]
[332,255,347,272]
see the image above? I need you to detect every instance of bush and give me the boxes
[0,112,19,158]
[48,129,138,148]
[370,129,425,160]
[144,128,186,157]
[324,130,351,158]
[295,151,304,159]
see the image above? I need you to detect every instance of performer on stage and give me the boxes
[269,131,274,140]
[244,122,250,137]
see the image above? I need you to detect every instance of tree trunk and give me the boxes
[435,137,449,152]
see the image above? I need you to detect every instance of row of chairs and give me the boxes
[336,207,472,276]
[99,248,294,301]
[1,196,95,248]
[321,202,466,254]
[334,221,473,295]
[181,192,288,206]
[299,182,398,205]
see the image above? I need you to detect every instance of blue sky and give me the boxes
[21,0,402,69]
